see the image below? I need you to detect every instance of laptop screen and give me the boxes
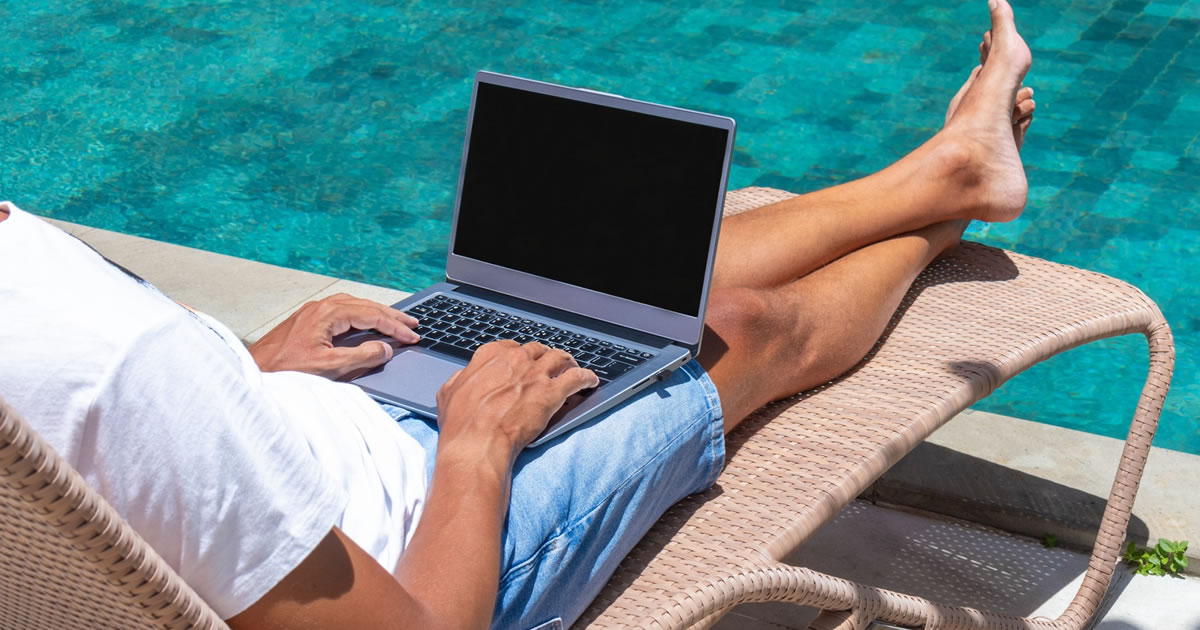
[451,80,731,318]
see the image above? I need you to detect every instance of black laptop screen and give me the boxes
[451,81,730,317]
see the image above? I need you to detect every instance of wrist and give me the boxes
[435,431,520,478]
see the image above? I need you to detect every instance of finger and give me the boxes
[328,303,420,343]
[520,342,552,360]
[550,366,600,401]
[324,340,394,379]
[472,339,520,363]
[534,347,579,378]
[334,296,420,330]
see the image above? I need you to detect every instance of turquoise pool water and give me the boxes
[2,0,1197,452]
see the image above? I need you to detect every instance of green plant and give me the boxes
[1041,534,1058,549]
[1123,539,1189,576]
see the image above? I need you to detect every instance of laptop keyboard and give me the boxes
[403,294,656,385]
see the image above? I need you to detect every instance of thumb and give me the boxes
[327,340,394,378]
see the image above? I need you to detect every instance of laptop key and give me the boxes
[590,361,634,381]
[429,342,474,362]
[613,352,646,365]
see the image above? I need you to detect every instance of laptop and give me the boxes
[336,70,736,447]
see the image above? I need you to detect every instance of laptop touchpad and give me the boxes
[356,350,464,409]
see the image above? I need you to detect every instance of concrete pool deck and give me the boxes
[48,217,1200,627]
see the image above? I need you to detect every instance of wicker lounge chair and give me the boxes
[0,187,1173,630]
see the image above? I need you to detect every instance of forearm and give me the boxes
[394,442,514,630]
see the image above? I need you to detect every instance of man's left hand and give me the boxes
[248,293,419,379]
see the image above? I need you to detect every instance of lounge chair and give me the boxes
[0,187,1173,629]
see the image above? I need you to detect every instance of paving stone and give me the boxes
[75,226,337,340]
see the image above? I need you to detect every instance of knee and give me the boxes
[703,287,775,352]
[702,287,828,399]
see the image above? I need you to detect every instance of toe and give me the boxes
[989,0,1016,32]
[1012,98,1035,122]
[1013,115,1033,150]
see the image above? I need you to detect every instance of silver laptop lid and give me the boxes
[444,71,736,349]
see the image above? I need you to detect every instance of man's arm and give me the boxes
[233,299,597,629]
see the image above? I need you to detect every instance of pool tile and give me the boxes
[3,0,1198,452]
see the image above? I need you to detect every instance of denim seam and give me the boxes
[497,384,720,588]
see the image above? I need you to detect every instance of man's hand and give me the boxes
[248,293,419,379]
[436,340,599,464]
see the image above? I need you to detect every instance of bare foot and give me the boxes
[946,31,1036,149]
[934,0,1034,222]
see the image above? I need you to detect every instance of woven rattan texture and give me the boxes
[578,187,1173,630]
[0,400,228,630]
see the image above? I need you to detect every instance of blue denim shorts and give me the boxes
[380,360,725,630]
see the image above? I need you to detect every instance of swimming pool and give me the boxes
[2,0,1197,452]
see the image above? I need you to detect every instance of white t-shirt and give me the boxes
[0,203,428,618]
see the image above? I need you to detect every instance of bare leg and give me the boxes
[702,0,1033,429]
[702,219,967,429]
[713,0,1032,290]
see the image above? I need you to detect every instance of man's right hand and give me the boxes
[435,340,599,465]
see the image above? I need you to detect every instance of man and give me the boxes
[0,2,1035,628]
